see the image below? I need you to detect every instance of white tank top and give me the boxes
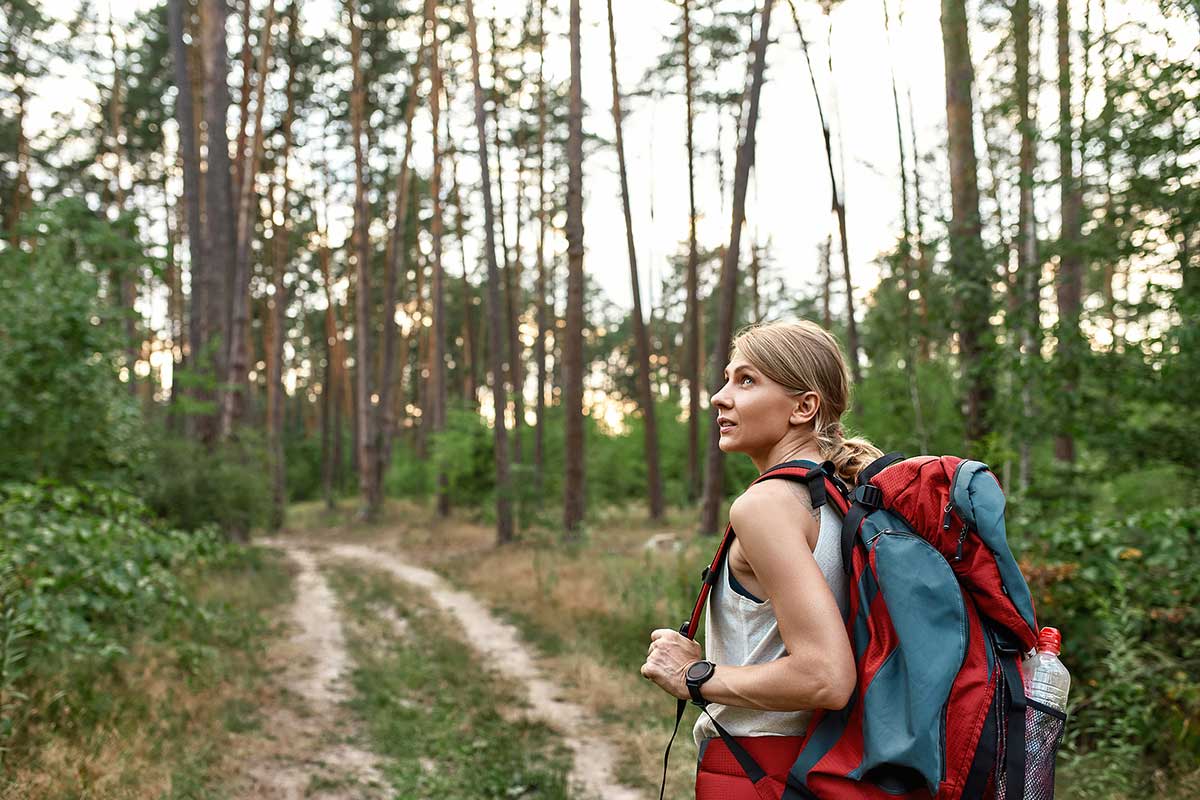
[693,494,848,746]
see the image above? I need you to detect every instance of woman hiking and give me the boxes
[640,320,881,799]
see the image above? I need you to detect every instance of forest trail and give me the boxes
[230,540,389,799]
[249,536,646,800]
[326,541,646,800]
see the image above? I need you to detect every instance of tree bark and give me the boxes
[563,0,587,536]
[700,0,774,537]
[169,0,207,438]
[373,4,428,514]
[201,0,238,448]
[233,0,254,208]
[466,0,515,544]
[346,0,378,516]
[1014,0,1039,490]
[534,0,548,491]
[5,84,30,247]
[1055,0,1083,463]
[223,0,277,439]
[428,0,450,517]
[941,0,993,449]
[787,0,861,384]
[682,0,702,501]
[607,0,664,521]
[267,3,297,531]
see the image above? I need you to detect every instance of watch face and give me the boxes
[687,661,713,682]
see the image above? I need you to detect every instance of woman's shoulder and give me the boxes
[730,479,821,548]
[733,477,818,519]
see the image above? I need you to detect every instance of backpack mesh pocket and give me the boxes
[1019,699,1067,800]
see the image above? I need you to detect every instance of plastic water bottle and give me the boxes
[1019,627,1070,800]
[1023,627,1070,711]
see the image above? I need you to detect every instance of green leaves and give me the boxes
[0,480,236,757]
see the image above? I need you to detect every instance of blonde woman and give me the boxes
[640,320,882,799]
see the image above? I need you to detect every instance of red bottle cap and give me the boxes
[1037,627,1062,654]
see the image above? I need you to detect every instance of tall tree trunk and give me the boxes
[820,234,833,329]
[267,3,297,531]
[223,0,277,439]
[428,0,450,517]
[787,0,861,384]
[201,0,238,448]
[607,0,664,521]
[700,0,774,536]
[534,0,548,492]
[168,0,208,440]
[107,20,139,398]
[466,0,515,545]
[563,0,587,536]
[506,11,528,467]
[682,0,702,500]
[882,0,927,452]
[318,230,342,509]
[750,240,761,323]
[346,0,378,516]
[508,152,526,465]
[5,85,30,246]
[1014,0,1039,490]
[233,0,254,206]
[941,0,993,449]
[1055,0,1083,463]
[449,151,478,405]
[373,6,427,514]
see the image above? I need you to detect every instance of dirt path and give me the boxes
[327,542,646,800]
[231,540,389,800]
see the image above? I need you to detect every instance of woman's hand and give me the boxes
[640,628,703,700]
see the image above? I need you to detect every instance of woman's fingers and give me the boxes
[649,627,675,642]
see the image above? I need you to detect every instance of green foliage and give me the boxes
[136,435,271,534]
[1010,506,1200,795]
[0,200,148,484]
[283,434,324,502]
[0,481,240,761]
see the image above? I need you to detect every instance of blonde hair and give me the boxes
[731,320,882,485]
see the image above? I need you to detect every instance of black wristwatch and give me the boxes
[685,660,716,706]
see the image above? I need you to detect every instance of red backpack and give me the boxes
[662,455,1057,800]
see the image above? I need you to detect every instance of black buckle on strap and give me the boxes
[852,483,882,509]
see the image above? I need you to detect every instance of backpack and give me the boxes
[662,454,1064,800]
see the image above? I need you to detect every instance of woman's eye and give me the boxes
[741,376,753,386]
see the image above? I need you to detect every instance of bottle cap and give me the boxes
[1037,626,1062,654]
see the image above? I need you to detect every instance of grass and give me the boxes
[326,563,574,799]
[295,497,716,798]
[0,545,293,800]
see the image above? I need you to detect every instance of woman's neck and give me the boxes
[753,436,823,474]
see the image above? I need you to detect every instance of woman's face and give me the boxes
[709,351,818,458]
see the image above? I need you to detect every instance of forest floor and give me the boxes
[246,502,652,799]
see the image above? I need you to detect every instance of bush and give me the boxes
[0,200,147,484]
[136,435,271,535]
[0,481,239,759]
[1011,506,1200,796]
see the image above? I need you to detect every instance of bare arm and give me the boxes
[641,481,855,711]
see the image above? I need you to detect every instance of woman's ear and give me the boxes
[791,391,821,427]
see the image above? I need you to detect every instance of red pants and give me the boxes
[695,735,803,800]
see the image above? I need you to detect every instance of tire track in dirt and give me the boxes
[233,540,389,800]
[327,542,646,800]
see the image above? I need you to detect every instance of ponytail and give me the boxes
[816,421,884,487]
